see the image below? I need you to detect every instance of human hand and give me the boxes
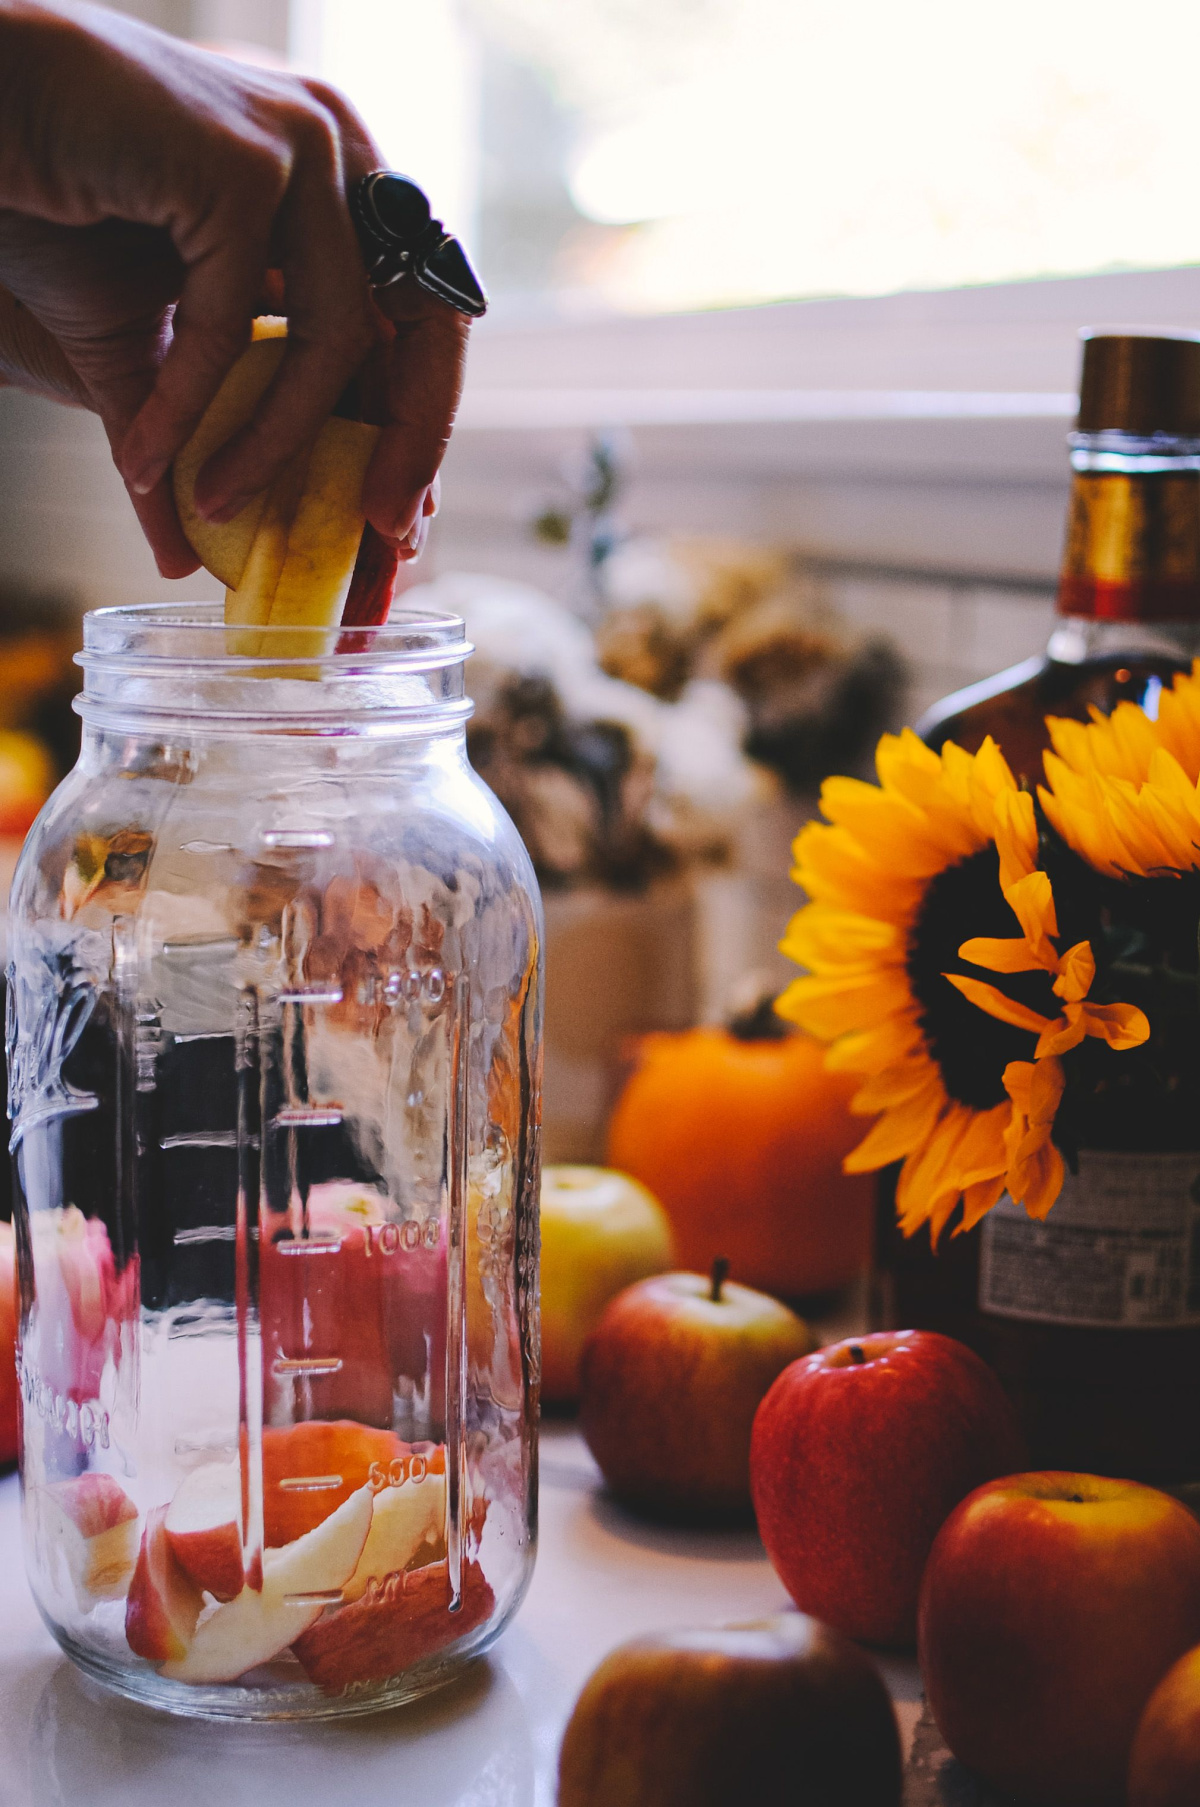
[0,3,467,574]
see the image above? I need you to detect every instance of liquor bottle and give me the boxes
[876,331,1200,1494]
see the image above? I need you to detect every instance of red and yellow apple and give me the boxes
[1129,1643,1200,1807]
[750,1329,1026,1645]
[172,321,397,650]
[557,1614,902,1807]
[43,1473,140,1612]
[579,1264,811,1522]
[540,1166,676,1404]
[919,1473,1200,1807]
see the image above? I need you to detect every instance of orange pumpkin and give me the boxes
[606,1017,872,1298]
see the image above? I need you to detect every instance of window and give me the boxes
[295,0,1200,315]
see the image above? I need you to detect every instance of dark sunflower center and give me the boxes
[907,846,1060,1111]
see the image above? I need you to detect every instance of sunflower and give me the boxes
[778,730,1147,1243]
[1041,663,1200,877]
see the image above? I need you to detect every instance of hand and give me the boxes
[0,3,467,574]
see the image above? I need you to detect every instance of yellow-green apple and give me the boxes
[557,1614,902,1807]
[750,1330,1026,1646]
[126,1506,204,1661]
[918,1474,1200,1807]
[172,327,286,587]
[1129,1644,1200,1807]
[43,1474,140,1612]
[0,1221,16,1467]
[540,1165,676,1404]
[161,1482,373,1684]
[164,1462,243,1601]
[579,1262,811,1522]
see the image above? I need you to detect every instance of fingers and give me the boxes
[363,289,470,541]
[127,476,202,579]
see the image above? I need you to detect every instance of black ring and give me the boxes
[350,171,487,319]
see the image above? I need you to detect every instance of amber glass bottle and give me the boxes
[878,332,1200,1492]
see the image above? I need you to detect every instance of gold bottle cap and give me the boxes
[1077,331,1200,436]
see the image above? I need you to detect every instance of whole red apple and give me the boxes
[1129,1644,1200,1807]
[557,1614,902,1807]
[919,1474,1200,1807]
[750,1329,1025,1645]
[0,1221,17,1468]
[579,1263,812,1523]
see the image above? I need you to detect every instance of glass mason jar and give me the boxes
[7,604,543,1719]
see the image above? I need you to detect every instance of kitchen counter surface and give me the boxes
[0,1422,923,1806]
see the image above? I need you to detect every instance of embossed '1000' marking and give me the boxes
[362,1219,440,1257]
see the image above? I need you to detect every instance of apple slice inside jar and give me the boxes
[160,1482,374,1685]
[164,1462,243,1602]
[126,1506,205,1662]
[43,1473,140,1612]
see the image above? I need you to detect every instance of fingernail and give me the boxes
[125,454,168,497]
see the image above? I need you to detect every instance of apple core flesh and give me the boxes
[164,1462,243,1601]
[44,1473,140,1612]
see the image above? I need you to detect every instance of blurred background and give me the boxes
[5,0,1200,1160]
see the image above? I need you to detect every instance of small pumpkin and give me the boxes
[606,990,872,1298]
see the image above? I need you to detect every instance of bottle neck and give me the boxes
[1058,432,1200,623]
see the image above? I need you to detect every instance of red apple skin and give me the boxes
[579,1271,812,1524]
[126,1507,204,1663]
[1129,1644,1200,1807]
[750,1330,1026,1646]
[557,1615,902,1807]
[919,1474,1200,1807]
[0,1223,17,1468]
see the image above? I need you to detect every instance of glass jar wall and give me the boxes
[7,604,542,1719]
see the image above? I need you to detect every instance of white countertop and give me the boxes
[0,1422,922,1806]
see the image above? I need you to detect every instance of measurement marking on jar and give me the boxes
[173,1225,237,1245]
[277,990,344,1007]
[161,1130,240,1151]
[277,1473,344,1492]
[273,1356,345,1376]
[283,1590,345,1607]
[260,830,335,849]
[272,1107,344,1128]
[180,840,233,855]
[171,1030,233,1045]
[276,1236,344,1256]
[162,935,240,956]
[175,1438,237,1457]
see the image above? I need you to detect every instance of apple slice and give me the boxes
[342,1467,447,1604]
[237,415,380,659]
[126,1506,205,1661]
[172,336,286,588]
[161,1482,373,1685]
[293,1553,494,1693]
[262,1421,407,1546]
[165,1463,243,1602]
[43,1474,140,1612]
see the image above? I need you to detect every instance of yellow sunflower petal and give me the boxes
[843,1073,946,1170]
[1052,939,1095,1004]
[1080,1000,1151,1050]
[821,1012,925,1075]
[958,1174,1009,1234]
[1003,870,1058,958]
[775,966,914,1040]
[943,973,1052,1036]
[958,935,1047,975]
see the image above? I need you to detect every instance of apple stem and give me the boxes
[849,1344,866,1364]
[710,1257,730,1303]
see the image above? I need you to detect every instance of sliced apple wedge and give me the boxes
[173,336,286,589]
[126,1506,205,1661]
[172,322,385,656]
[161,1482,373,1685]
[43,1474,140,1612]
[342,1468,447,1604]
[293,1554,495,1693]
[164,1463,243,1602]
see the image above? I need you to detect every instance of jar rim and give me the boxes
[76,601,475,735]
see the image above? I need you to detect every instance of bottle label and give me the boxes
[979,1150,1200,1329]
[1058,473,1200,621]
